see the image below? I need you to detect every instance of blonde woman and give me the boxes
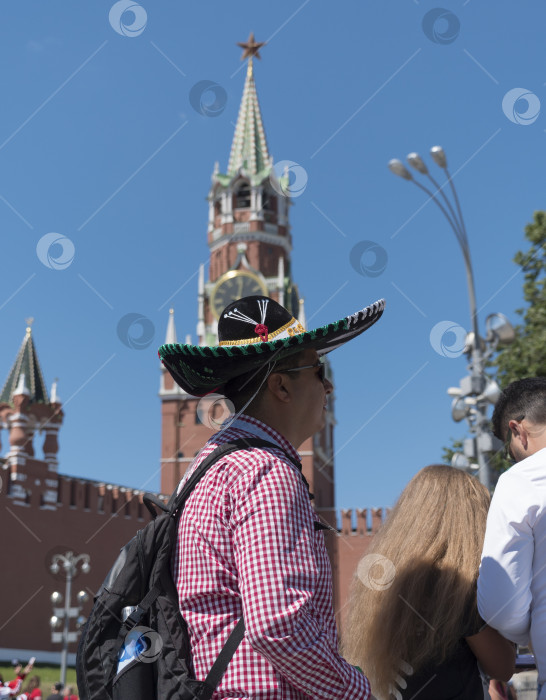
[343,465,515,700]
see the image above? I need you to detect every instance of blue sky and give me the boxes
[1,1,544,511]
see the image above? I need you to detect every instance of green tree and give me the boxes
[442,439,463,466]
[494,210,546,383]
[444,211,546,478]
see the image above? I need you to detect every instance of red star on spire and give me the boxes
[237,32,266,61]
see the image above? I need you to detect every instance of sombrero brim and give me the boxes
[159,298,385,397]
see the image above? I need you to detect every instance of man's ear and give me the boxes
[509,419,528,450]
[266,371,292,403]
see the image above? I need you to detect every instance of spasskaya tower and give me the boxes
[159,36,338,586]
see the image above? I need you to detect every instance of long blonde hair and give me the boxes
[342,465,490,699]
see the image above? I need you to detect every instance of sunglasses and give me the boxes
[277,360,326,383]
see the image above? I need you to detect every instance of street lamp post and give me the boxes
[388,147,514,490]
[50,551,90,687]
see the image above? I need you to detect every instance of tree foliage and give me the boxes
[493,210,546,384]
[444,211,546,476]
[442,440,462,466]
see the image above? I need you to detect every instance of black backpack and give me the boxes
[76,438,294,700]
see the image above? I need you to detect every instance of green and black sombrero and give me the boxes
[158,295,385,397]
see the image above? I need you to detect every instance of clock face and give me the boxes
[211,271,268,319]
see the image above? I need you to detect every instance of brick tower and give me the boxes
[0,319,63,497]
[0,322,161,658]
[159,37,339,586]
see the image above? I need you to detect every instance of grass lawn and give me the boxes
[0,664,78,695]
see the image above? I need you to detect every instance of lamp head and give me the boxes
[50,591,63,606]
[481,379,502,405]
[451,397,470,422]
[463,331,486,355]
[81,559,90,575]
[485,312,515,346]
[430,145,447,168]
[407,152,428,174]
[451,452,470,470]
[388,159,413,180]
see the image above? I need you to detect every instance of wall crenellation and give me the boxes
[337,507,388,535]
[2,464,167,519]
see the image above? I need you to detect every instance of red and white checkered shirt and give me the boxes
[172,414,370,699]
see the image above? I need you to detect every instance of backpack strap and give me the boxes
[203,616,246,691]
[168,436,305,515]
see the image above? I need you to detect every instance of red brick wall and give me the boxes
[0,467,155,655]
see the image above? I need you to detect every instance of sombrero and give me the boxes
[158,295,385,397]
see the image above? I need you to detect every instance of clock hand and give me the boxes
[236,276,244,298]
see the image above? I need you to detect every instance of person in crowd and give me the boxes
[478,377,546,700]
[1,661,34,698]
[4,665,25,697]
[62,687,77,700]
[44,683,63,700]
[16,675,41,699]
[159,294,385,699]
[17,676,42,700]
[343,465,515,699]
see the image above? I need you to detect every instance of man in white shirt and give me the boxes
[478,377,546,699]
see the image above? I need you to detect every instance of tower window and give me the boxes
[263,191,276,212]
[235,183,251,209]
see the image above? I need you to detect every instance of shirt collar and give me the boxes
[221,413,301,464]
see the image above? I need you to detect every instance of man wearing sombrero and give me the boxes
[159,295,385,699]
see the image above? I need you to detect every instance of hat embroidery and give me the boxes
[225,299,269,342]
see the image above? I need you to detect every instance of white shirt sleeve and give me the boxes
[477,471,533,645]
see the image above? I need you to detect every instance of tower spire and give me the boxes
[228,33,270,178]
[197,263,205,343]
[165,308,177,345]
[298,298,307,330]
[1,322,49,405]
